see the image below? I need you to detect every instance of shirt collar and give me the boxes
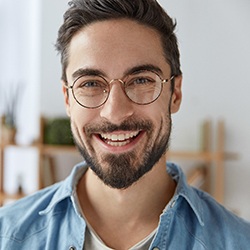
[167,162,205,226]
[39,161,88,215]
[39,161,205,226]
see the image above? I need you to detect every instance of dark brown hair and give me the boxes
[56,0,182,82]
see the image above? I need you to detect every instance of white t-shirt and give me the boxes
[83,221,157,250]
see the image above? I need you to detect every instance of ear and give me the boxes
[62,80,71,117]
[170,75,182,114]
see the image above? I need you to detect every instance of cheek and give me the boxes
[69,104,98,134]
[146,92,171,118]
[143,93,172,134]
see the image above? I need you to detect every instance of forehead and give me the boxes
[66,19,170,81]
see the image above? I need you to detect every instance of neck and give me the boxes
[78,157,174,213]
[76,155,176,248]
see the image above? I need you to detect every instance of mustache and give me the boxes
[85,118,153,135]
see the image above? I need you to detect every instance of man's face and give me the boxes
[63,19,182,189]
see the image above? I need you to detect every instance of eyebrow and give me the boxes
[72,68,106,80]
[71,64,164,81]
[124,64,163,76]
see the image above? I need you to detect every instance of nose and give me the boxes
[99,80,134,124]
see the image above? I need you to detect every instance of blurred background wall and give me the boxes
[163,0,250,220]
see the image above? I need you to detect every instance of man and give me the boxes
[0,0,250,249]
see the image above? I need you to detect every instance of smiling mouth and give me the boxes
[99,131,140,147]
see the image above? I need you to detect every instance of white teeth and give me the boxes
[100,131,139,142]
[111,134,118,140]
[118,134,125,141]
[106,140,129,147]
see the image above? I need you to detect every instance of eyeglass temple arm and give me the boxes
[163,75,175,84]
[63,83,73,89]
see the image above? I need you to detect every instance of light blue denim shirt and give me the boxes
[0,162,250,249]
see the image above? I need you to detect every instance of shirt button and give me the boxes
[152,247,160,250]
[69,247,76,250]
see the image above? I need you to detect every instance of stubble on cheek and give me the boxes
[71,118,94,152]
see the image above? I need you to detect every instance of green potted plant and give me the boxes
[44,117,74,145]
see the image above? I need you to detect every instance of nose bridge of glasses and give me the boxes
[108,78,125,87]
[106,78,129,103]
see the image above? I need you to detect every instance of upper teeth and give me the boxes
[100,131,139,141]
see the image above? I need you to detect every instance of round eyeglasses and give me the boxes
[64,70,174,109]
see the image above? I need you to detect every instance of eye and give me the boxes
[127,76,155,87]
[74,76,107,89]
[82,80,101,88]
[133,77,151,84]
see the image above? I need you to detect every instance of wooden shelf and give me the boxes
[0,119,232,205]
[0,193,24,202]
[167,151,213,161]
[40,145,77,154]
[167,120,234,204]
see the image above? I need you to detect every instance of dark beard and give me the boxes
[73,116,171,189]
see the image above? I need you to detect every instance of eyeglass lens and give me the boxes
[72,70,164,108]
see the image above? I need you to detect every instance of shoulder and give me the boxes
[168,160,250,248]
[0,162,87,234]
[0,182,85,249]
[0,183,64,244]
[0,163,88,248]
[167,162,250,237]
[194,188,250,245]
